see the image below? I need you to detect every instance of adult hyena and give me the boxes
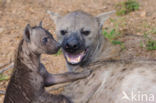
[48,10,156,103]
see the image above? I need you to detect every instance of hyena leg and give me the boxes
[44,70,91,87]
[39,63,91,87]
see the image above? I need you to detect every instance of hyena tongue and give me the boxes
[65,51,85,64]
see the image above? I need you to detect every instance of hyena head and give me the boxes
[48,10,114,67]
[23,22,61,55]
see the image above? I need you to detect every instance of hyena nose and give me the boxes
[67,39,79,49]
[65,39,80,52]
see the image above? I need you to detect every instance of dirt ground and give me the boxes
[0,0,156,102]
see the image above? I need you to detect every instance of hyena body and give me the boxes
[4,23,91,103]
[48,10,156,103]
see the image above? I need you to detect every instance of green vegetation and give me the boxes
[144,27,156,35]
[112,40,125,50]
[142,34,156,50]
[103,29,118,42]
[146,39,156,50]
[0,74,9,82]
[55,49,62,56]
[116,0,139,16]
[140,41,144,48]
[149,28,156,35]
[103,29,125,50]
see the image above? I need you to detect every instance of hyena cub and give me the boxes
[4,22,91,103]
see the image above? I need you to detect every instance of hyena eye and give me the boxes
[42,37,48,44]
[60,30,67,36]
[80,29,90,36]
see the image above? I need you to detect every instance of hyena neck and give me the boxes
[15,39,41,72]
[84,33,119,66]
[92,34,120,62]
[90,34,105,63]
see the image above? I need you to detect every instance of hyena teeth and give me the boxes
[66,51,85,64]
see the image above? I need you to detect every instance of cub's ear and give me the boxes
[47,10,62,24]
[23,24,32,42]
[96,10,115,27]
[39,21,42,27]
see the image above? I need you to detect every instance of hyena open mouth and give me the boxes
[63,49,88,65]
[60,31,89,65]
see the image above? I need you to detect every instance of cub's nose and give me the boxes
[49,40,61,54]
[56,42,61,48]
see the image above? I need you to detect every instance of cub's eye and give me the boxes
[42,37,48,44]
[80,29,90,36]
[60,30,67,36]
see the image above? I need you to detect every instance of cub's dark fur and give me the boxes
[4,23,90,103]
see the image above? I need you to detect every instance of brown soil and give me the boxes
[0,0,156,102]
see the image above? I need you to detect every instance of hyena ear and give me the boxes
[39,21,42,27]
[47,10,62,24]
[96,10,115,27]
[24,24,32,42]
